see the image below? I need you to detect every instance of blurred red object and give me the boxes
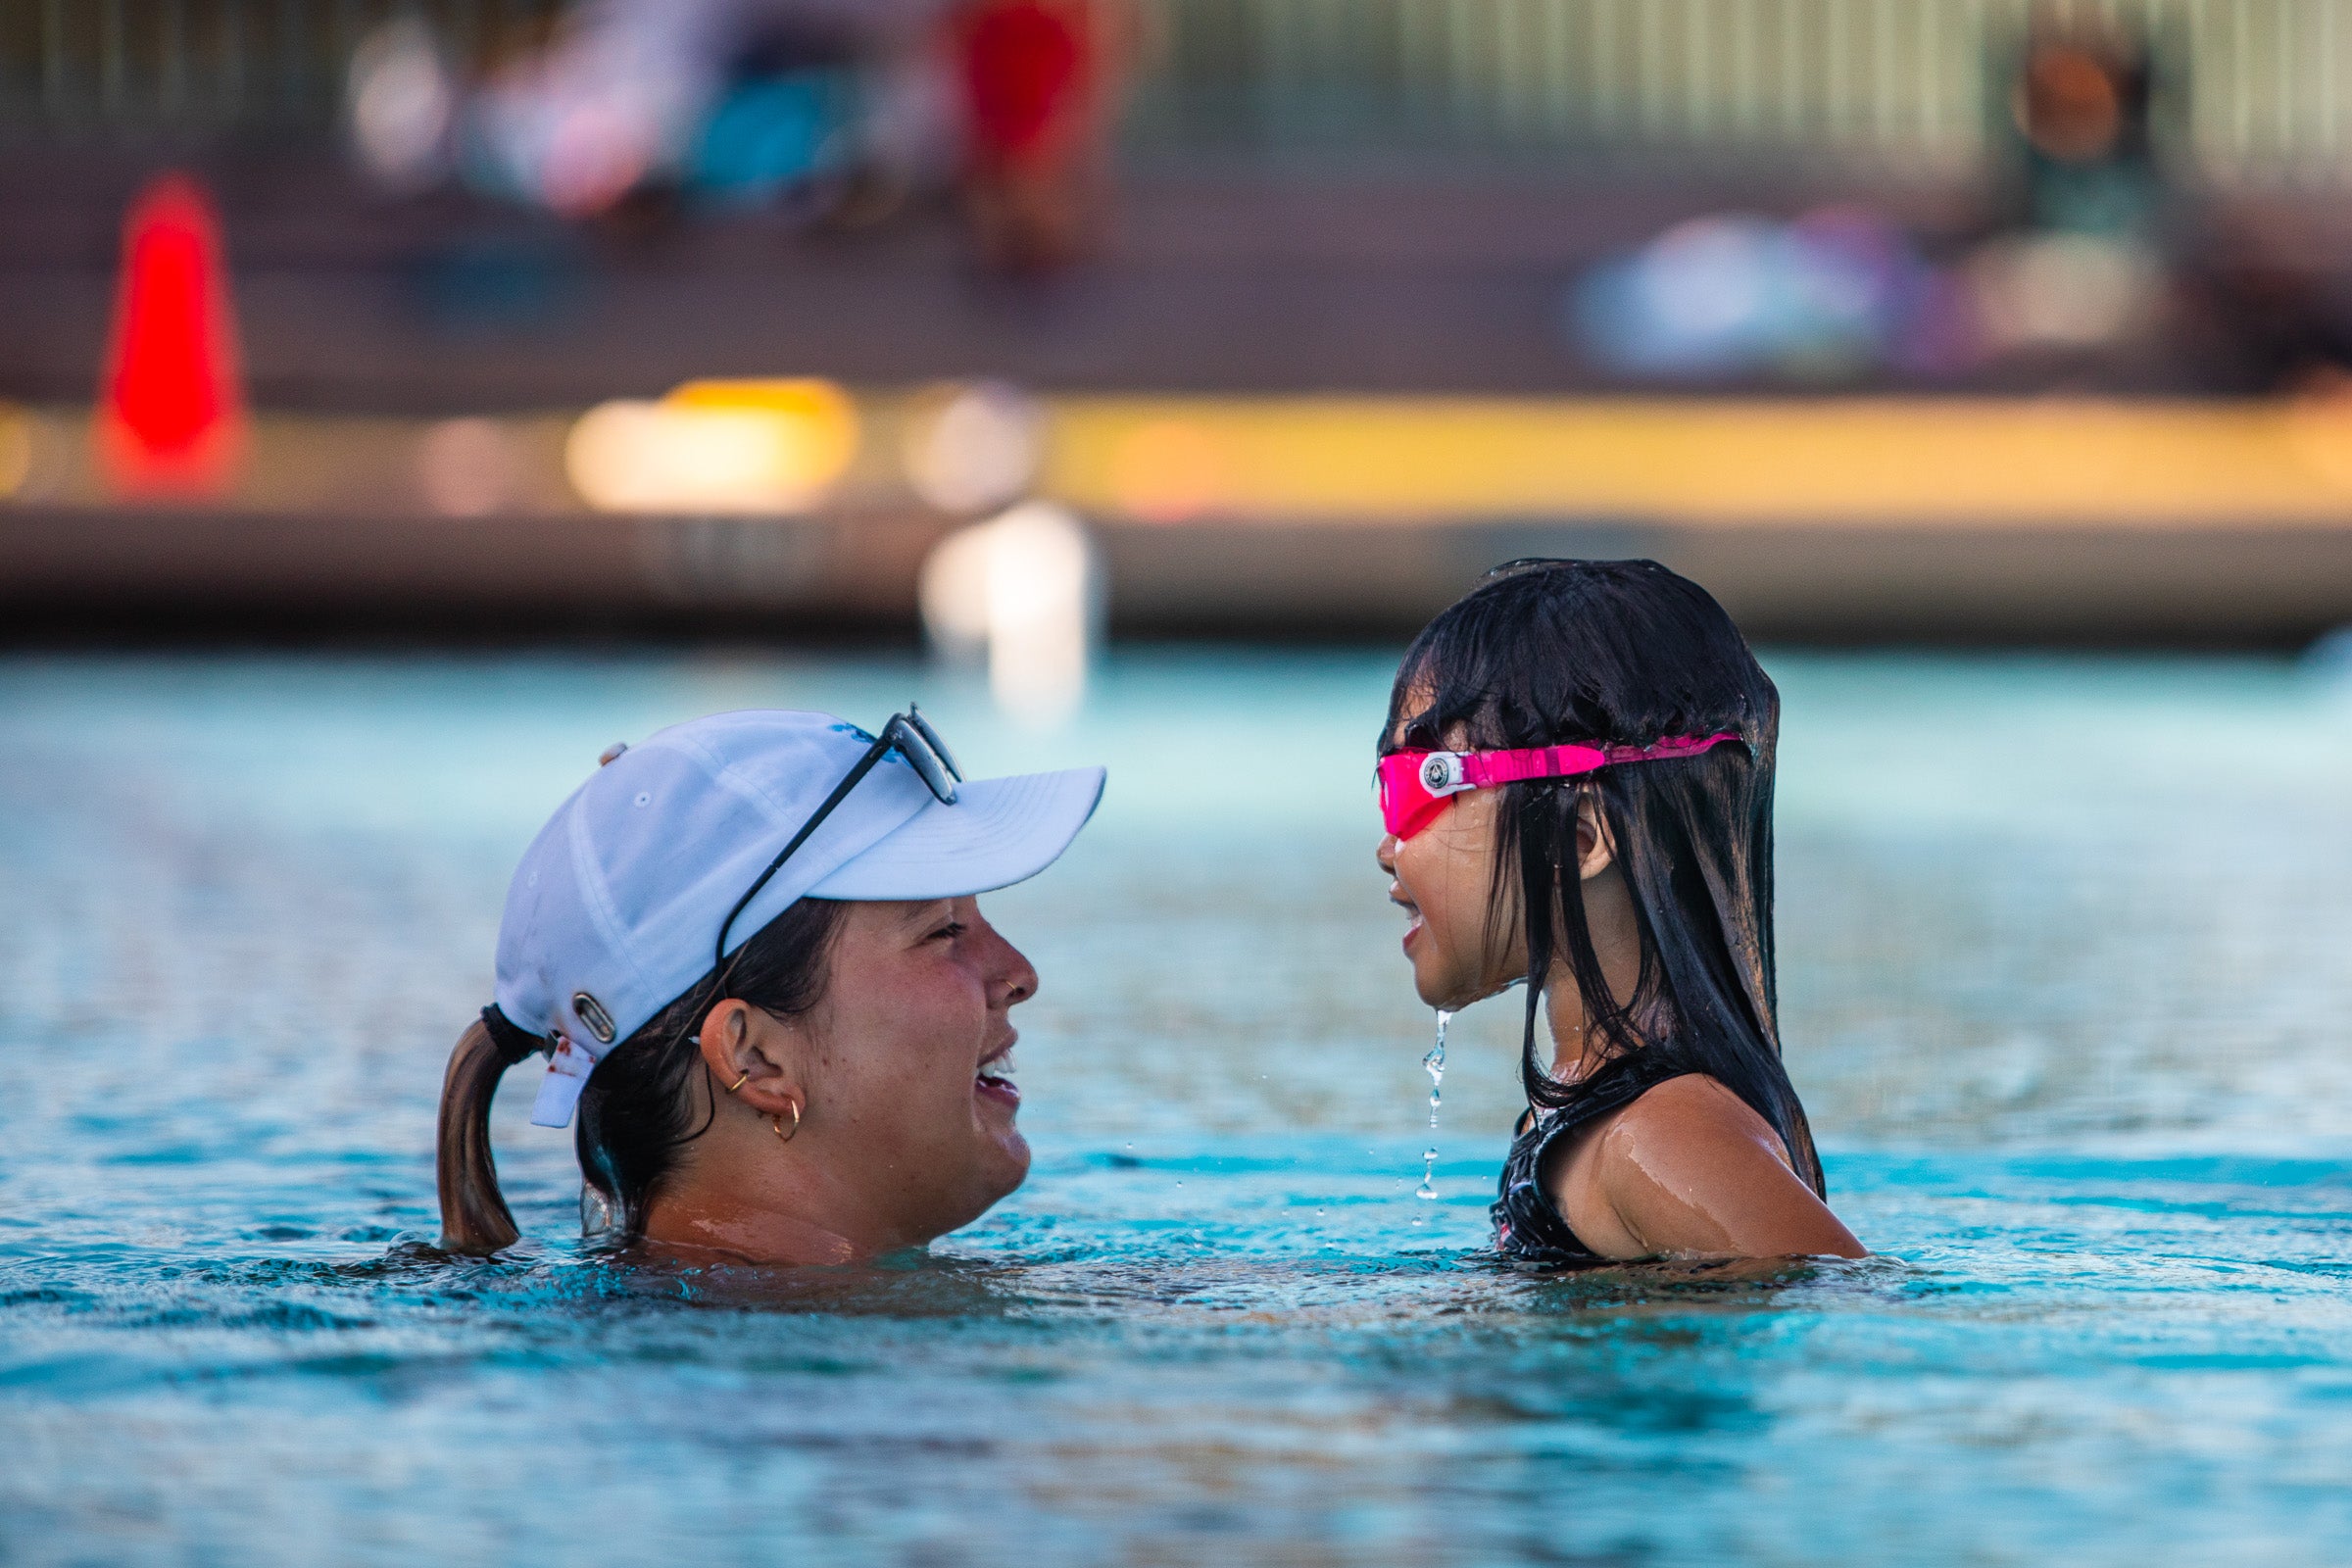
[957,0,1093,172]
[950,0,1128,272]
[99,173,246,497]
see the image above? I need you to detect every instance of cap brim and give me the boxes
[805,766,1104,902]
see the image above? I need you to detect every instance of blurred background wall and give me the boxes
[4,0,2352,659]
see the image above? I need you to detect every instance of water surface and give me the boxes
[2,649,2349,1566]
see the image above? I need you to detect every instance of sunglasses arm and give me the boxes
[712,731,896,969]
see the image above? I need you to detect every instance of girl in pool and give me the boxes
[1377,560,1864,1265]
[435,708,1103,1262]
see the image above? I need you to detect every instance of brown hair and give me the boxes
[433,898,848,1254]
[434,1016,537,1253]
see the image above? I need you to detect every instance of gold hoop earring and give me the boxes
[724,1072,749,1096]
[772,1100,802,1143]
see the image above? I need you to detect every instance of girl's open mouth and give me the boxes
[976,1046,1020,1108]
[1392,887,1425,952]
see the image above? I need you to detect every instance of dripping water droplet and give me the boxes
[1416,1007,1451,1200]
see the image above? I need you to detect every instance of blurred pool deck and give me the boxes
[8,152,2352,645]
[7,393,2352,644]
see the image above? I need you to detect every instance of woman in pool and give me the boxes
[1378,560,1864,1265]
[435,708,1103,1262]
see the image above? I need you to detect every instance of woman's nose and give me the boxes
[995,935,1039,1006]
[1376,834,1400,875]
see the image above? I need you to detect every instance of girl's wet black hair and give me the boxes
[436,898,848,1253]
[1381,558,1824,1195]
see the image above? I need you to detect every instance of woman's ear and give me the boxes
[694,1000,805,1117]
[1574,792,1618,881]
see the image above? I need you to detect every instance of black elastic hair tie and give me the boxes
[479,1004,548,1067]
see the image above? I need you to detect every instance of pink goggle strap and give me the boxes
[1462,731,1741,788]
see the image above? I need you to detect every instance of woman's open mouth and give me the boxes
[976,1043,1020,1108]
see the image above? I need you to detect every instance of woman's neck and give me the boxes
[639,1156,890,1265]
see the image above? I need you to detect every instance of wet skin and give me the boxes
[641,896,1037,1265]
[1379,710,1864,1264]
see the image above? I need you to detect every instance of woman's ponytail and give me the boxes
[434,1007,542,1254]
[436,902,841,1251]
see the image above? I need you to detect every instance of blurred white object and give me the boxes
[348,18,457,190]
[568,403,773,513]
[1967,234,2159,352]
[467,0,947,216]
[902,380,1045,514]
[471,0,728,213]
[919,502,1102,727]
[1571,209,1929,381]
[565,381,858,514]
[918,522,994,662]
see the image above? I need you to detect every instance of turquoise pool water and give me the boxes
[2,648,2350,1566]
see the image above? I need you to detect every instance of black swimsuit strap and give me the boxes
[1548,1052,1690,1128]
[1492,1054,1701,1267]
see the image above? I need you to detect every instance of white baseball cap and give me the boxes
[493,709,1105,1128]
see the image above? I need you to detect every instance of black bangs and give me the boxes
[1378,558,1825,1197]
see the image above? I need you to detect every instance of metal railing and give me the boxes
[0,0,560,131]
[3,0,2350,182]
[1122,0,2352,182]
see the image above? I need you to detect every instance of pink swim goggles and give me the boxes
[1377,732,1743,840]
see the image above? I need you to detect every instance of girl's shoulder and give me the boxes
[1592,1072,1794,1163]
[1542,1070,1823,1260]
[1538,1068,1788,1193]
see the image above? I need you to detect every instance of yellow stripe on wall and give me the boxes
[1043,397,2352,528]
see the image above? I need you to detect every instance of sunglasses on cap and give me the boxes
[1377,732,1742,841]
[714,706,962,970]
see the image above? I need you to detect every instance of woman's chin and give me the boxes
[975,1139,1030,1217]
[925,1134,1030,1242]
[983,1125,1032,1192]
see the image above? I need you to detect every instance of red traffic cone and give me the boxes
[98,173,246,497]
